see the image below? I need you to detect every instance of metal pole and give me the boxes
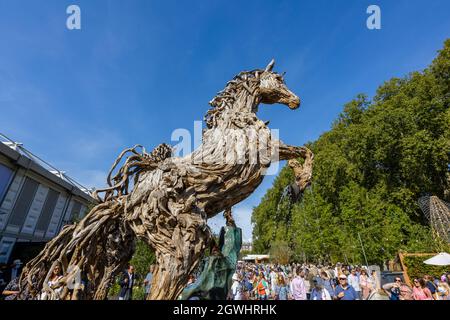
[358,232,369,267]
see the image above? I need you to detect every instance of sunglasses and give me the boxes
[395,279,401,282]
[339,278,346,280]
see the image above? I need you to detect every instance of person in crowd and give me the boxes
[304,268,313,299]
[232,261,450,302]
[275,274,290,300]
[230,273,243,300]
[10,259,23,281]
[143,265,154,300]
[347,268,361,299]
[318,270,335,299]
[423,275,438,300]
[278,268,287,284]
[370,270,380,291]
[40,263,64,300]
[382,277,413,300]
[242,273,253,300]
[359,269,372,299]
[412,278,433,300]
[269,267,278,299]
[182,274,201,300]
[335,274,359,300]
[255,272,269,300]
[250,271,258,299]
[119,265,135,300]
[290,267,307,300]
[1,277,20,300]
[325,266,334,281]
[310,278,331,300]
[186,274,196,288]
[334,263,342,278]
[355,266,361,277]
[436,279,450,300]
[264,266,270,281]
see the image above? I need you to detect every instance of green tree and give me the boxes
[269,240,293,265]
[130,239,156,278]
[108,239,155,299]
[252,39,450,265]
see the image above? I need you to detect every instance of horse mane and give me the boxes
[204,69,264,128]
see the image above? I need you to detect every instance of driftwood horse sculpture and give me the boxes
[18,60,313,300]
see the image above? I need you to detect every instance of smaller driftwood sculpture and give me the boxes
[18,59,313,300]
[179,208,241,300]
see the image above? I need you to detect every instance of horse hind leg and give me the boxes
[19,202,135,300]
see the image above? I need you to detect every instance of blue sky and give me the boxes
[0,0,449,243]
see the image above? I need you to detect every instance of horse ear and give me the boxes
[265,59,275,72]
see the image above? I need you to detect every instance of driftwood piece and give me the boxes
[19,60,312,300]
[288,146,314,193]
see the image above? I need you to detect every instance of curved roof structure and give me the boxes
[418,195,450,243]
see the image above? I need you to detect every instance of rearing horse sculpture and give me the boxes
[18,60,313,300]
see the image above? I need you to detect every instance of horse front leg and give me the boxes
[276,141,314,192]
[277,141,313,161]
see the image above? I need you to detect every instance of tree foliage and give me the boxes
[252,39,450,265]
[403,255,449,281]
[269,240,293,265]
[108,239,155,300]
[130,239,156,278]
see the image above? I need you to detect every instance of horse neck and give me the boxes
[192,83,270,172]
[213,85,262,129]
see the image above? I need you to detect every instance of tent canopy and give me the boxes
[423,252,450,266]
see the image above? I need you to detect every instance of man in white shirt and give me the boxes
[347,269,361,299]
[290,268,307,300]
[269,268,278,297]
[231,273,243,300]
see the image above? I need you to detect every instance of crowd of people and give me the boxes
[0,263,154,300]
[2,260,449,301]
[228,262,450,300]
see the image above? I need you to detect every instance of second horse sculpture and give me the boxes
[19,59,313,300]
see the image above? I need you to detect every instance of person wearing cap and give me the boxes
[334,274,359,300]
[230,273,243,300]
[310,278,331,300]
[10,259,23,280]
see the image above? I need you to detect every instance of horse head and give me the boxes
[257,59,300,110]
